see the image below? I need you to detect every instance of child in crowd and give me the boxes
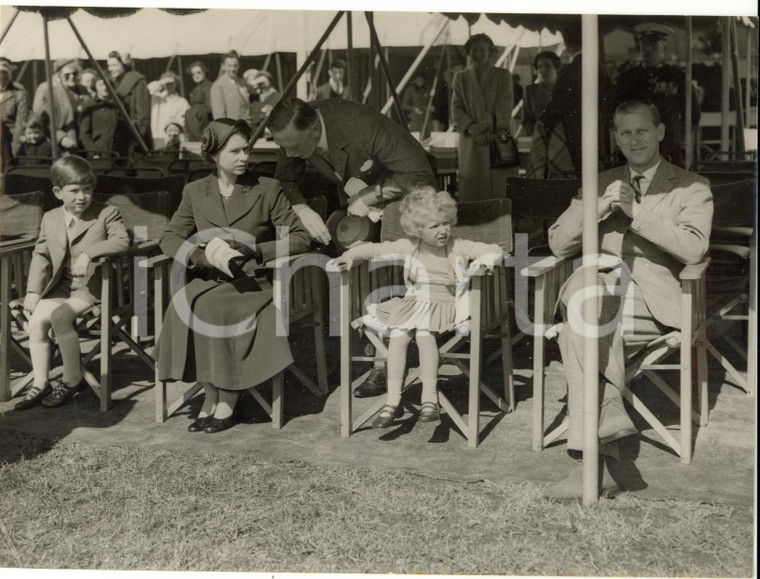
[16,116,53,161]
[162,120,183,152]
[15,156,129,411]
[329,187,503,428]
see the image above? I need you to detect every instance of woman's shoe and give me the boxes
[188,416,211,432]
[14,383,52,411]
[372,404,402,429]
[418,402,440,423]
[204,415,237,434]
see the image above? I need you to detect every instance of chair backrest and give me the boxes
[5,165,54,179]
[93,191,171,242]
[3,172,57,211]
[0,191,44,240]
[695,160,758,173]
[103,167,167,178]
[9,156,53,168]
[504,176,581,222]
[381,197,513,254]
[168,158,210,175]
[133,151,180,174]
[95,174,186,213]
[710,178,758,230]
[697,171,757,187]
[188,168,214,182]
[249,161,277,178]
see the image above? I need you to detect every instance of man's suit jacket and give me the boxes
[273,99,437,207]
[27,202,129,302]
[159,172,311,267]
[548,159,713,330]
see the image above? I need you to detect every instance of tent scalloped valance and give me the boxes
[13,6,206,21]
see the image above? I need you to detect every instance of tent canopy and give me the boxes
[0,8,562,62]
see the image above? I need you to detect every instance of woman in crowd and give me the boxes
[153,118,311,434]
[79,78,118,154]
[0,57,29,169]
[184,61,213,141]
[148,71,190,148]
[451,33,514,202]
[210,51,250,123]
[521,51,561,137]
[106,51,151,155]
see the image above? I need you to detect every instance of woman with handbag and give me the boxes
[451,33,515,202]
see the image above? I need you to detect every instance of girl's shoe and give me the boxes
[418,402,440,422]
[372,404,403,429]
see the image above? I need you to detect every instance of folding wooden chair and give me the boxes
[704,178,757,397]
[333,198,515,447]
[523,253,710,464]
[9,191,172,411]
[141,198,329,427]
[0,191,44,401]
[103,167,167,179]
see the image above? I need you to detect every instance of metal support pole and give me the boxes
[66,16,150,154]
[346,11,355,101]
[42,15,59,159]
[581,14,600,506]
[249,11,345,144]
[721,17,731,157]
[275,52,284,93]
[0,6,19,45]
[366,12,408,130]
[685,17,694,170]
[177,54,185,99]
[421,44,447,140]
[730,19,746,152]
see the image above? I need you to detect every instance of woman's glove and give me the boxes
[226,240,262,264]
[190,248,215,271]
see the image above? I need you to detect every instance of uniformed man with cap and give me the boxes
[614,22,701,167]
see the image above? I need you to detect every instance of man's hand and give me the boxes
[347,183,403,216]
[72,253,91,277]
[23,293,40,315]
[599,180,638,219]
[294,205,331,246]
[60,136,77,149]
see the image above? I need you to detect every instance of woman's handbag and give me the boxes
[490,129,520,168]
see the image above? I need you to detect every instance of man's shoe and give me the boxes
[598,398,637,445]
[41,380,75,408]
[14,384,52,411]
[543,456,620,501]
[354,367,386,398]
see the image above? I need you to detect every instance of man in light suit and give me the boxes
[267,97,437,398]
[544,101,713,500]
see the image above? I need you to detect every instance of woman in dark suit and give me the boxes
[153,118,311,433]
[106,51,151,155]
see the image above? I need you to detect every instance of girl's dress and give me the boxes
[342,237,503,335]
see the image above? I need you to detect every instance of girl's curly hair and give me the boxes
[399,186,457,238]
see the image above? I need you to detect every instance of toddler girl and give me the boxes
[330,187,503,428]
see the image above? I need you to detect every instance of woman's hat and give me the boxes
[464,33,494,54]
[200,118,252,163]
[160,71,180,86]
[634,23,673,41]
[54,58,79,73]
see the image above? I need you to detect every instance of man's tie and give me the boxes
[631,175,644,204]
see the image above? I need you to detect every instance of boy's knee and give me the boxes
[50,305,77,332]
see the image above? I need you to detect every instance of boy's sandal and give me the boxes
[418,402,440,423]
[372,404,403,430]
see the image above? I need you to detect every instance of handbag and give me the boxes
[490,129,520,168]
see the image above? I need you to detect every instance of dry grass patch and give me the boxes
[0,432,753,576]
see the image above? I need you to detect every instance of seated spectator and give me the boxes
[521,51,561,137]
[148,71,190,149]
[16,115,53,161]
[162,120,183,152]
[78,78,118,155]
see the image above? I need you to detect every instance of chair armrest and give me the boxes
[92,241,162,264]
[710,244,751,259]
[264,249,325,270]
[680,258,711,281]
[521,255,565,278]
[138,253,173,269]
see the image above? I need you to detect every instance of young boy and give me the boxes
[16,116,53,161]
[16,155,129,410]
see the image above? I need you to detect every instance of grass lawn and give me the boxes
[0,431,753,576]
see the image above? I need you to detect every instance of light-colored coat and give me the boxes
[343,237,503,328]
[27,203,129,302]
[548,159,713,330]
[209,76,250,122]
[451,66,513,202]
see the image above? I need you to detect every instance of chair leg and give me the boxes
[339,273,353,437]
[272,371,284,429]
[467,283,483,449]
[312,270,328,395]
[100,262,113,411]
[532,275,547,452]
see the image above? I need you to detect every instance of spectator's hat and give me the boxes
[164,119,184,133]
[54,58,80,73]
[464,33,494,53]
[252,70,273,88]
[160,71,180,86]
[242,68,260,82]
[634,22,673,41]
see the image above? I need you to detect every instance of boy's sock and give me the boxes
[50,304,83,387]
[29,340,51,390]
